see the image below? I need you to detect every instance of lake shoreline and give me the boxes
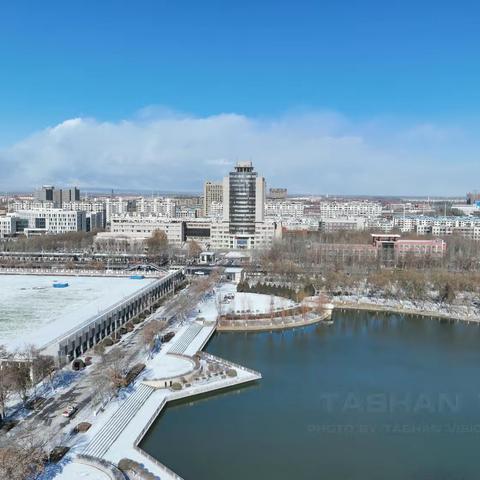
[334,299,480,324]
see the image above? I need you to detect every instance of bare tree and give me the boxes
[187,240,202,260]
[143,319,165,353]
[101,348,128,396]
[0,424,48,480]
[0,359,15,420]
[215,292,225,319]
[90,370,111,408]
[8,360,32,406]
[32,355,56,393]
[146,230,168,255]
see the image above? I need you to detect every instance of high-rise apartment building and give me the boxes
[203,181,223,217]
[63,187,80,203]
[466,192,480,205]
[35,185,55,202]
[34,185,80,207]
[221,161,270,248]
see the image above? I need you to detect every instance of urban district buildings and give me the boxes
[3,175,480,254]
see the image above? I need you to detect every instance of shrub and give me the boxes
[226,369,237,378]
[71,359,86,371]
[171,382,182,391]
[102,337,114,347]
[74,422,91,433]
[49,446,70,463]
[94,343,105,356]
[118,458,138,472]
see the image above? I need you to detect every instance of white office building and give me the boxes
[109,216,185,245]
[0,215,17,238]
[14,209,87,234]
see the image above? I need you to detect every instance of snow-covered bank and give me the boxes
[334,294,480,323]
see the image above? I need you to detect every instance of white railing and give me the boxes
[133,397,184,480]
[75,455,127,480]
[132,370,262,480]
[200,352,262,378]
[0,267,162,278]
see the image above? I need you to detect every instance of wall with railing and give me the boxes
[132,364,262,480]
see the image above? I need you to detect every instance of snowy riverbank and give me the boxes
[334,294,480,323]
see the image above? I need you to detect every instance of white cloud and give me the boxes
[0,109,478,195]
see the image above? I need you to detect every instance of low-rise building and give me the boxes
[265,201,305,218]
[320,217,367,232]
[110,216,185,245]
[318,201,383,218]
[209,220,281,250]
[0,215,17,238]
[14,209,87,234]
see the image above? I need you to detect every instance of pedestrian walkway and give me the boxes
[168,323,203,354]
[83,383,155,459]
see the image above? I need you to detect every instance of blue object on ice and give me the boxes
[129,275,145,280]
[53,282,69,288]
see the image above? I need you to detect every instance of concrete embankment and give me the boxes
[217,310,332,332]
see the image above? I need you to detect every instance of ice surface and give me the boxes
[0,275,155,351]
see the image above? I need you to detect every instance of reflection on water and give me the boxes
[141,311,480,480]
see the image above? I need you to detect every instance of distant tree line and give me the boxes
[253,231,480,276]
[0,231,98,253]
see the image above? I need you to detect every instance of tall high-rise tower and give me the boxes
[223,161,265,236]
[203,181,223,216]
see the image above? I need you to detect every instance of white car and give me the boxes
[62,405,77,418]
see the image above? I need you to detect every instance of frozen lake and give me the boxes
[0,275,155,351]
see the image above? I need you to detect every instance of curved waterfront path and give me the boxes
[217,310,331,331]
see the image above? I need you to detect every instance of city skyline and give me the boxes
[2,4,480,479]
[1,1,480,195]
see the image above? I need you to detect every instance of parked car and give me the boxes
[62,404,78,418]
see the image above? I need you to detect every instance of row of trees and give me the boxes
[255,232,480,276]
[96,229,203,263]
[237,281,315,302]
[246,230,480,304]
[1,231,98,253]
[90,272,218,403]
[318,269,467,303]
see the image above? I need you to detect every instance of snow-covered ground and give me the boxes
[47,460,112,480]
[145,351,195,379]
[223,292,296,314]
[0,274,155,350]
[335,293,480,321]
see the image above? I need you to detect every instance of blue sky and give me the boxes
[1,1,479,194]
